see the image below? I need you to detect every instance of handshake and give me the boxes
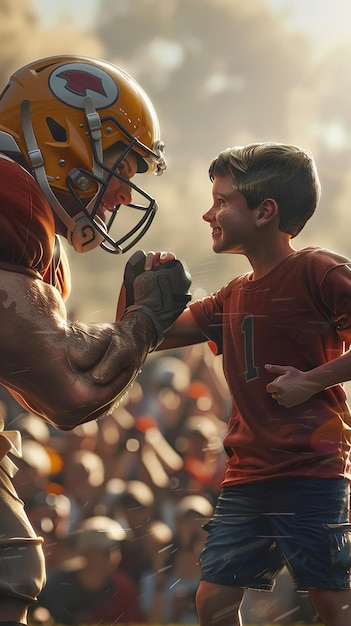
[118,250,192,349]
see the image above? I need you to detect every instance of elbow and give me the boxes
[53,419,81,432]
[46,404,104,431]
[41,395,108,431]
[15,377,117,430]
[2,389,93,430]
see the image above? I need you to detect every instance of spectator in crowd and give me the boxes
[26,493,72,570]
[60,449,105,531]
[33,515,143,624]
[104,479,174,587]
[141,494,214,624]
[12,440,52,507]
[174,414,226,503]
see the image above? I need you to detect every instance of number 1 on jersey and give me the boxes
[241,314,258,381]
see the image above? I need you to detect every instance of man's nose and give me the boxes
[107,177,132,206]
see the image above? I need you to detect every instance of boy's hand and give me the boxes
[265,364,321,407]
[117,250,191,348]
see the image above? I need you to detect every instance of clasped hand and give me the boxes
[119,249,192,349]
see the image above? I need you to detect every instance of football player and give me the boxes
[0,55,191,624]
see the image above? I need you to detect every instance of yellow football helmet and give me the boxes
[0,55,166,253]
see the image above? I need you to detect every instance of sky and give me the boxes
[35,0,99,28]
[35,0,351,59]
[267,0,351,56]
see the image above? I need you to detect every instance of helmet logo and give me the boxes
[49,62,119,110]
[57,70,107,97]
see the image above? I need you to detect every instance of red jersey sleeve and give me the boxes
[0,155,71,299]
[42,237,71,301]
[189,292,226,355]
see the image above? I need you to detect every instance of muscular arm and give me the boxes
[0,270,156,429]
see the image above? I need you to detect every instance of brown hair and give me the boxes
[208,142,321,237]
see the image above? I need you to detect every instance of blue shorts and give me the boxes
[200,478,351,591]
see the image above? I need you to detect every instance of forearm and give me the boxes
[0,312,156,430]
[51,312,157,428]
[114,309,158,359]
[266,349,351,408]
[305,349,351,391]
[156,309,206,351]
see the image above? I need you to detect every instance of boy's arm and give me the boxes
[156,308,206,350]
[265,350,351,407]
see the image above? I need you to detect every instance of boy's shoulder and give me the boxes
[295,246,351,269]
[299,246,350,263]
[211,247,351,300]
[285,247,351,290]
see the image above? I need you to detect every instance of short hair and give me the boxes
[208,142,321,237]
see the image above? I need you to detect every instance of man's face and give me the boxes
[97,146,138,223]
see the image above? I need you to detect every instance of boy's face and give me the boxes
[203,174,258,254]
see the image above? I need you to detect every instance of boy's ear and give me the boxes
[256,198,278,227]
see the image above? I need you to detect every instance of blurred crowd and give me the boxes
[1,344,318,625]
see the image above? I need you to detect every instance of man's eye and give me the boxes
[114,163,124,174]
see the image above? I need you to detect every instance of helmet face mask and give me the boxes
[0,55,166,253]
[67,142,159,254]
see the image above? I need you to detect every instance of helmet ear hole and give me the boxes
[46,117,67,142]
[68,213,107,253]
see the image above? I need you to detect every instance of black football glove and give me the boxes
[121,250,192,348]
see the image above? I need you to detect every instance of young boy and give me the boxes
[153,142,351,625]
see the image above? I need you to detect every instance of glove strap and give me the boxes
[122,304,164,350]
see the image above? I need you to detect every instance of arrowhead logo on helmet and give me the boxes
[49,62,119,110]
[57,69,108,98]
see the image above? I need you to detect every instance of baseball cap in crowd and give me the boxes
[71,515,127,551]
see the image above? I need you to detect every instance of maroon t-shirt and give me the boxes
[190,247,351,484]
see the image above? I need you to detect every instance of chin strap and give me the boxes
[84,95,103,179]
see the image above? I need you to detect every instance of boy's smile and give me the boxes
[203,174,256,255]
